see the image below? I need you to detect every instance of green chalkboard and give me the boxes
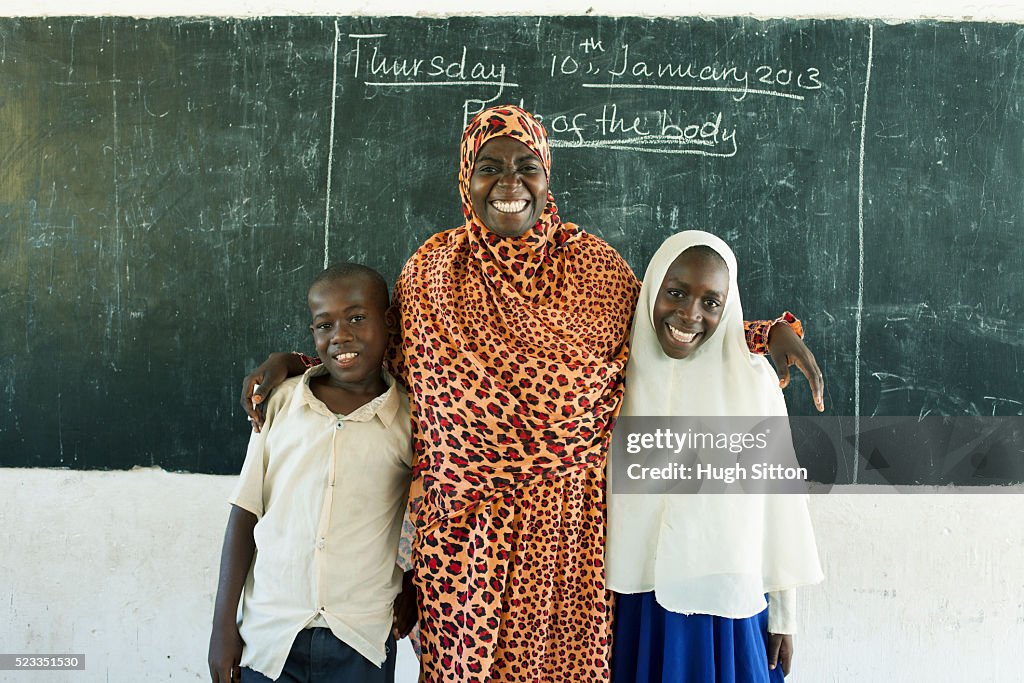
[1,17,1021,481]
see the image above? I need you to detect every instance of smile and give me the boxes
[490,199,529,214]
[667,324,701,344]
[333,352,358,365]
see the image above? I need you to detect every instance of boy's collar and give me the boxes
[293,365,401,427]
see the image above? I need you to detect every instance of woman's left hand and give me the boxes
[391,569,419,640]
[767,323,825,412]
[766,633,794,675]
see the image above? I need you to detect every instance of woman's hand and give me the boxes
[767,323,825,412]
[240,352,306,432]
[766,633,793,675]
[391,569,419,640]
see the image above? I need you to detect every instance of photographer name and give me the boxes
[627,462,808,484]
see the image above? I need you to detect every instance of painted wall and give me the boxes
[3,470,1023,681]
[3,1,1023,682]
[4,0,1024,21]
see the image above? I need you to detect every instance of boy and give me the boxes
[208,263,415,683]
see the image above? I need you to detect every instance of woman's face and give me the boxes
[469,136,548,238]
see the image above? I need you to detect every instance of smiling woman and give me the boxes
[468,136,548,238]
[387,106,639,682]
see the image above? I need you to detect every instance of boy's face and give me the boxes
[652,249,730,359]
[308,276,393,388]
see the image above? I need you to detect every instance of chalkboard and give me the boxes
[1,17,1021,482]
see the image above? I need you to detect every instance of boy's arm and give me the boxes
[208,505,258,683]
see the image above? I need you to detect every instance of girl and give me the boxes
[607,231,823,682]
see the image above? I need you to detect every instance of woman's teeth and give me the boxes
[491,199,528,214]
[668,324,698,343]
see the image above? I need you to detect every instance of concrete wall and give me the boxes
[4,470,1023,681]
[3,1,1023,681]
[4,0,1024,21]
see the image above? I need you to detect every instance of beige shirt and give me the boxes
[231,365,412,679]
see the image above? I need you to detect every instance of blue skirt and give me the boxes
[612,592,785,683]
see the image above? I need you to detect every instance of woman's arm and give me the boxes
[745,313,824,412]
[239,352,314,432]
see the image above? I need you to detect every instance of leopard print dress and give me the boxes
[387,106,637,682]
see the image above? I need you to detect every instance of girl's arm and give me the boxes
[766,589,797,676]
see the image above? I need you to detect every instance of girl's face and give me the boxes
[652,248,730,359]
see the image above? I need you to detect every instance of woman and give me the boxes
[242,106,823,682]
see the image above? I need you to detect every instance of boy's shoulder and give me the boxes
[391,379,411,418]
[261,374,307,422]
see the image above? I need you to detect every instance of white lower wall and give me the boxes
[2,468,1022,682]
[2,1,1024,21]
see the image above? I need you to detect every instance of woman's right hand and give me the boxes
[240,352,303,432]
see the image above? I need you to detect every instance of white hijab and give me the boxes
[606,230,822,619]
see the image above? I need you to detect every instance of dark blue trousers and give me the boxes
[241,628,397,683]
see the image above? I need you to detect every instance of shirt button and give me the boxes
[335,421,345,430]
[317,538,325,550]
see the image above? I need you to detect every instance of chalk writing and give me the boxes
[349,34,515,102]
[519,38,829,158]
[347,34,826,159]
[551,42,824,102]
[534,105,738,157]
[983,397,1024,416]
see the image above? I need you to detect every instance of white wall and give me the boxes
[2,469,1023,682]
[3,0,1024,21]
[3,2,1023,682]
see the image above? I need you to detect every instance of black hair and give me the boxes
[309,262,390,308]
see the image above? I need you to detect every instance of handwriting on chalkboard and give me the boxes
[345,33,824,158]
[564,42,824,102]
[349,34,515,102]
[534,106,738,157]
[538,38,824,155]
